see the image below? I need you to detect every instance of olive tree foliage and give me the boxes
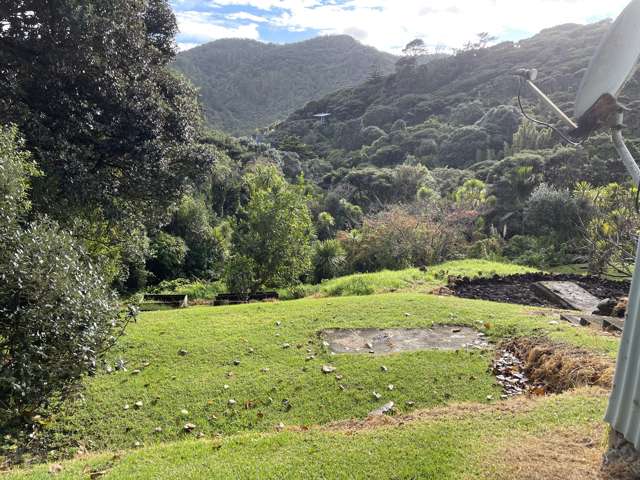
[0,126,120,416]
[226,164,314,293]
[0,0,216,227]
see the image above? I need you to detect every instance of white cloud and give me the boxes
[265,0,631,53]
[172,0,632,52]
[175,10,261,42]
[226,11,270,23]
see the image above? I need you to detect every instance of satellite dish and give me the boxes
[575,0,640,121]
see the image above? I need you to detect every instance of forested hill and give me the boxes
[268,21,640,166]
[173,35,397,134]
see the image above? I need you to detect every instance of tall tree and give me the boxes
[0,0,215,227]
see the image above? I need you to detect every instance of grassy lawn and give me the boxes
[281,259,539,299]
[2,260,620,478]
[6,390,607,479]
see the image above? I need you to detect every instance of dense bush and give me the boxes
[0,220,120,415]
[524,183,584,240]
[0,126,120,415]
[342,203,471,272]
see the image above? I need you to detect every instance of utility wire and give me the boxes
[516,78,583,147]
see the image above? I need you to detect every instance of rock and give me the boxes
[452,328,462,333]
[180,409,189,415]
[134,401,143,409]
[365,342,373,349]
[614,297,629,318]
[261,368,270,373]
[321,365,336,374]
[228,399,237,406]
[387,384,394,391]
[369,401,394,416]
[183,423,196,432]
[49,464,63,474]
[123,404,130,410]
[248,348,255,354]
[338,384,346,391]
[276,321,282,327]
[372,391,382,400]
[275,422,285,431]
[233,359,241,366]
[595,298,617,316]
[178,349,189,356]
[335,374,343,380]
[282,343,291,349]
[196,432,205,438]
[380,365,388,372]
[405,401,415,407]
[223,384,230,390]
[322,341,330,348]
[134,441,142,447]
[404,312,412,317]
[305,355,315,361]
[154,427,163,433]
[486,395,494,401]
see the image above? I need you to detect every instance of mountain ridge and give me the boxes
[173,35,397,134]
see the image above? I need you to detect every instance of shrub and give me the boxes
[524,183,583,240]
[312,240,346,283]
[0,220,120,416]
[0,125,120,416]
[342,203,474,272]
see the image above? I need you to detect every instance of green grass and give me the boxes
[3,259,620,478]
[280,260,539,299]
[6,390,606,479]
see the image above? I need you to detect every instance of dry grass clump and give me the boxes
[503,337,614,393]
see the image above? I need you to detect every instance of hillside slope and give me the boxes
[173,36,397,134]
[268,21,640,163]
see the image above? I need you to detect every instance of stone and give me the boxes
[134,401,143,409]
[183,423,196,432]
[369,401,394,416]
[261,368,270,373]
[154,427,162,433]
[123,404,130,410]
[275,422,285,431]
[228,399,237,406]
[180,409,189,415]
[321,365,336,374]
[380,365,388,372]
[282,343,291,349]
[233,359,241,366]
[178,349,189,356]
[387,384,394,391]
[372,391,382,400]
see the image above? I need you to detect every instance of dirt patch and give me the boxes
[321,326,489,354]
[486,423,606,480]
[451,273,629,309]
[502,338,614,393]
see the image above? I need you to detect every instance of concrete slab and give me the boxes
[321,327,489,355]
[532,281,601,312]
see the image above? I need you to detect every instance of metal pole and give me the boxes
[605,111,640,448]
[525,79,578,130]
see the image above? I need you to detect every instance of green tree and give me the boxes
[312,240,346,283]
[1,0,216,228]
[228,165,314,291]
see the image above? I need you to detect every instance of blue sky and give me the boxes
[170,1,631,53]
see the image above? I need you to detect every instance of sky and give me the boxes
[170,0,632,54]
